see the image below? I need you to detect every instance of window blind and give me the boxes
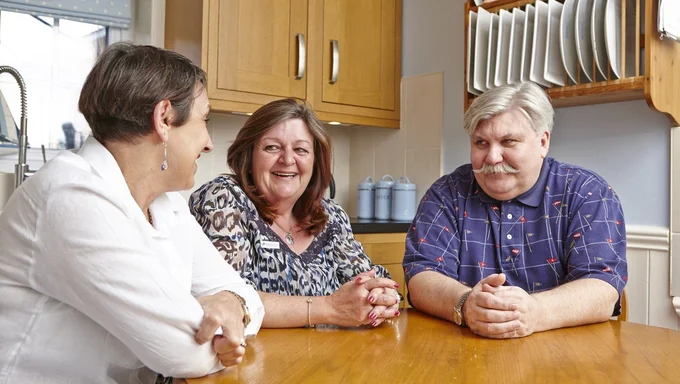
[0,0,131,28]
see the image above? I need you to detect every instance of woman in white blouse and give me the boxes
[0,42,264,383]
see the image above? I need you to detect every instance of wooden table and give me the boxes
[182,309,680,383]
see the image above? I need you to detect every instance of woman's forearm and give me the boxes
[259,291,335,328]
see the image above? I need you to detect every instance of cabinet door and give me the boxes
[321,0,397,111]
[206,0,308,105]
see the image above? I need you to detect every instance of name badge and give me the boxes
[262,240,280,250]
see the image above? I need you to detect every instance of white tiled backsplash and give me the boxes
[348,72,444,218]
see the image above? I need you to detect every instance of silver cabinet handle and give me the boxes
[330,39,339,84]
[295,33,306,80]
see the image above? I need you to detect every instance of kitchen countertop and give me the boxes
[350,218,412,234]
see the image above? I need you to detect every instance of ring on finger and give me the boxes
[240,340,247,348]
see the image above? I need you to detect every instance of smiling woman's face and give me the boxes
[251,118,315,209]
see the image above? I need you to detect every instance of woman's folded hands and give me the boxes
[327,269,400,327]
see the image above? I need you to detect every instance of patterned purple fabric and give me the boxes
[403,158,627,314]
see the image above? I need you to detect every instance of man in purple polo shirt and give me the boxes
[403,82,627,339]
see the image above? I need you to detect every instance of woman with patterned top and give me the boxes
[190,98,400,328]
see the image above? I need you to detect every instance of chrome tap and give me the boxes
[0,66,33,189]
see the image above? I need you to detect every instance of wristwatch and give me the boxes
[452,290,472,327]
[225,290,251,327]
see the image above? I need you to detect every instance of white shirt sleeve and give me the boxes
[183,201,265,337]
[29,181,246,378]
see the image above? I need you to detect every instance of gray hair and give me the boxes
[463,82,554,136]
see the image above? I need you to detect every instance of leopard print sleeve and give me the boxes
[324,199,391,284]
[189,175,256,287]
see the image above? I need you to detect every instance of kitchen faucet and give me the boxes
[0,65,34,189]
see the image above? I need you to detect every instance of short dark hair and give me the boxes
[78,42,206,144]
[227,98,332,236]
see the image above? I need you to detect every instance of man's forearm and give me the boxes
[407,271,470,322]
[532,278,619,332]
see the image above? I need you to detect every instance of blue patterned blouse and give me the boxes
[189,175,389,296]
[403,158,627,314]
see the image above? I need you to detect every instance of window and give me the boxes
[0,10,108,151]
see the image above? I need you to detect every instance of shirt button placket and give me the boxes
[501,205,522,271]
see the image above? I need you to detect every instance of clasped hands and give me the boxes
[195,291,247,368]
[190,270,400,368]
[463,273,540,339]
[329,269,401,328]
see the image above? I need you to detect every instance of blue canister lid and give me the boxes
[376,175,395,189]
[393,176,416,191]
[358,176,375,190]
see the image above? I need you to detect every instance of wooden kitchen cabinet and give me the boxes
[209,0,308,103]
[306,0,401,125]
[354,232,410,308]
[165,0,401,128]
[166,0,307,112]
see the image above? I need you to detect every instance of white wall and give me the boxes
[402,0,468,174]
[132,0,165,47]
[551,101,671,227]
[626,226,678,329]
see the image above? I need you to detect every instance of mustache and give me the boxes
[473,163,520,174]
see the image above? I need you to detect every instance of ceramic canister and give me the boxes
[374,175,395,220]
[357,176,376,219]
[391,176,416,221]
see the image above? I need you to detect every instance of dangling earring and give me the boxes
[160,142,168,171]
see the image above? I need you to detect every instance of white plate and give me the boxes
[467,11,481,95]
[487,13,499,90]
[521,4,535,82]
[560,0,579,84]
[575,0,595,82]
[545,0,565,86]
[474,7,491,92]
[591,0,609,80]
[495,9,512,87]
[604,0,621,79]
[530,1,552,87]
[508,8,526,84]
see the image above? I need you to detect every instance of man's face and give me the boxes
[470,108,550,201]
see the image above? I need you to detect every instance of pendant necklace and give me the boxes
[272,220,295,245]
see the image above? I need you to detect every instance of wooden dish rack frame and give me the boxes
[464,0,680,126]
